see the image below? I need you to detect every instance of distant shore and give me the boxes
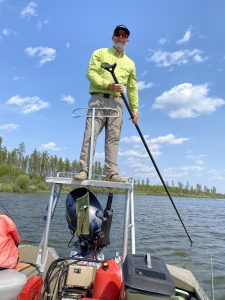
[0,180,224,199]
[1,138,223,199]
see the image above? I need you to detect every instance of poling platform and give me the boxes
[36,173,136,273]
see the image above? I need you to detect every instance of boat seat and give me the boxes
[0,269,27,300]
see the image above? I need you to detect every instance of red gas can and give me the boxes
[92,259,122,300]
[17,275,43,300]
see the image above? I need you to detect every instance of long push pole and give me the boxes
[102,63,193,246]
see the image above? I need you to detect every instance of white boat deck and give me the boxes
[45,176,133,190]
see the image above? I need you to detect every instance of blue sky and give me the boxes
[0,0,225,193]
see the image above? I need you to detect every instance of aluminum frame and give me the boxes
[36,175,135,272]
[36,106,135,272]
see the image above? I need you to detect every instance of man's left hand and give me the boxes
[132,112,138,125]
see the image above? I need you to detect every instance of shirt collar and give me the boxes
[111,47,125,57]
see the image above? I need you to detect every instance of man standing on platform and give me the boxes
[74,25,139,182]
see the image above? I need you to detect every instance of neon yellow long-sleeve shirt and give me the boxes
[87,47,138,113]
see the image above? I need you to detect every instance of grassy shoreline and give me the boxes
[0,181,225,199]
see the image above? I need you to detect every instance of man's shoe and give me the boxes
[74,171,88,180]
[106,174,127,183]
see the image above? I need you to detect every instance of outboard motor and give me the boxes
[96,192,113,249]
[65,187,113,257]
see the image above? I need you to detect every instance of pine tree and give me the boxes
[17,142,26,169]
[29,149,41,175]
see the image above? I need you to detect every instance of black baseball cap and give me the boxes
[113,25,130,36]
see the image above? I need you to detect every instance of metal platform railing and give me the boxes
[36,108,136,272]
[72,107,119,180]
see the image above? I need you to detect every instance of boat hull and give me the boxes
[15,245,209,300]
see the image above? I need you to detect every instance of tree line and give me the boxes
[0,137,103,177]
[134,178,217,195]
[0,136,223,197]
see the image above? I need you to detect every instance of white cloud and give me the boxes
[0,28,17,40]
[137,81,154,91]
[121,136,141,144]
[153,83,225,118]
[213,176,225,181]
[121,157,205,182]
[206,169,225,184]
[176,27,192,45]
[120,143,162,158]
[1,28,10,36]
[20,1,37,18]
[158,37,168,45]
[121,133,189,146]
[150,134,189,145]
[25,46,56,65]
[61,95,75,105]
[187,153,206,165]
[6,95,50,114]
[95,151,104,158]
[140,71,147,78]
[123,159,154,174]
[119,150,148,158]
[36,19,49,30]
[97,148,158,160]
[0,123,19,131]
[40,142,61,151]
[148,49,206,67]
[12,76,23,81]
[120,133,189,161]
[164,165,204,178]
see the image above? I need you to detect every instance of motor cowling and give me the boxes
[65,187,103,246]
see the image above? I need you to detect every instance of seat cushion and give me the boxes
[0,269,27,300]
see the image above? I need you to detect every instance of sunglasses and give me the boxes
[114,31,128,39]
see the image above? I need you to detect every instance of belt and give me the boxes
[91,93,120,99]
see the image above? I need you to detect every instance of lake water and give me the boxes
[0,192,224,299]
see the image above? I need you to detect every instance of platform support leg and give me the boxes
[130,188,136,254]
[36,183,62,272]
[122,189,131,263]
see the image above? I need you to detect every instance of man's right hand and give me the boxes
[108,83,124,93]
